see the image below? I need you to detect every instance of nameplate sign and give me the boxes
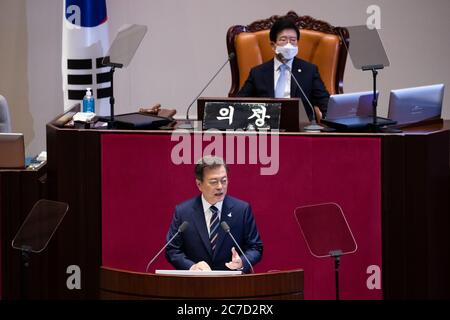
[203,102,281,130]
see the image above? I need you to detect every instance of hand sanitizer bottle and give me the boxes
[82,88,95,113]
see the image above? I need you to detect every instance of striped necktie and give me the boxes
[209,205,220,252]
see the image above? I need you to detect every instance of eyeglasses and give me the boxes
[276,36,298,45]
[207,178,228,187]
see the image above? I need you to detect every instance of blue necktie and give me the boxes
[209,205,220,252]
[275,64,288,98]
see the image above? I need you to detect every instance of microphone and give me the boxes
[178,53,235,129]
[145,221,189,273]
[220,221,254,273]
[276,53,324,132]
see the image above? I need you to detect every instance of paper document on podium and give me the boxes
[155,270,242,276]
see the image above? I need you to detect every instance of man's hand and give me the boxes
[189,261,212,271]
[225,247,243,270]
[314,106,323,123]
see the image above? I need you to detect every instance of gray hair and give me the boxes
[195,156,229,181]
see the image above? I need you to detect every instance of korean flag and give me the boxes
[62,0,111,115]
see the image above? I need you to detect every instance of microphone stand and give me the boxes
[145,230,180,273]
[362,64,384,133]
[20,245,32,300]
[361,64,401,133]
[178,53,235,130]
[221,222,254,273]
[104,61,124,129]
[278,55,324,132]
[145,221,188,273]
[329,249,343,300]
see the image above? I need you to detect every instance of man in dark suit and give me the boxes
[165,156,263,273]
[237,18,330,120]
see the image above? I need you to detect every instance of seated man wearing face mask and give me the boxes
[237,18,330,120]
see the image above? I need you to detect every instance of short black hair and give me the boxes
[195,156,229,181]
[269,18,300,42]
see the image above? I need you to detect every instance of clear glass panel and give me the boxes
[346,25,390,70]
[12,199,69,253]
[103,24,148,68]
[294,203,357,258]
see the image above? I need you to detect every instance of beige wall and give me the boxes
[2,0,450,156]
[0,0,33,147]
[26,0,63,156]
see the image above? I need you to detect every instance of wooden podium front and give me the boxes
[100,267,304,300]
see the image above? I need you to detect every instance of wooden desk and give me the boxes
[101,267,304,300]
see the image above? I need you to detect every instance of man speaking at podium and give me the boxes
[165,156,263,273]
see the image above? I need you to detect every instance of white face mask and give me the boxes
[275,43,298,61]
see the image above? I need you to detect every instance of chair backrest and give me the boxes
[226,11,349,96]
[0,95,12,133]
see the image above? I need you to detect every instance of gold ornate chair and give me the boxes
[226,11,349,97]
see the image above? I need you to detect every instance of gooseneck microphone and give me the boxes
[145,221,189,273]
[178,53,235,129]
[276,53,324,132]
[220,221,254,273]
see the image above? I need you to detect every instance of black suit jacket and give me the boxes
[165,195,263,273]
[237,58,330,119]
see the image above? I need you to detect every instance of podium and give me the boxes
[100,267,304,300]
